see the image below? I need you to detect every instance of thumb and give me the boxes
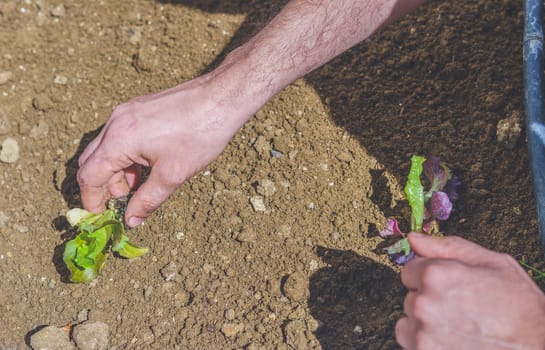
[124,167,182,227]
[408,233,498,265]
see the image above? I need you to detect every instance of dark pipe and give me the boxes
[524,0,545,254]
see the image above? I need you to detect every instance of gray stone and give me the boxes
[72,321,109,350]
[30,325,75,350]
[257,179,276,197]
[0,137,20,163]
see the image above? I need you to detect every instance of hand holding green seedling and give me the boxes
[63,198,148,283]
[379,155,460,265]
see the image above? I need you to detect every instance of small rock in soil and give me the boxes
[253,135,270,155]
[221,322,244,338]
[257,179,276,197]
[72,321,109,350]
[33,93,54,111]
[143,285,153,300]
[54,75,68,85]
[50,4,66,17]
[496,112,521,149]
[30,325,75,350]
[275,224,291,238]
[0,137,20,163]
[224,308,236,321]
[270,149,283,158]
[160,261,180,282]
[250,196,266,212]
[336,151,353,163]
[151,320,170,338]
[295,119,308,133]
[174,290,191,307]
[236,226,257,243]
[353,325,363,335]
[30,120,49,140]
[133,46,158,72]
[77,309,89,323]
[0,71,13,85]
[36,11,47,25]
[128,27,142,45]
[282,271,308,302]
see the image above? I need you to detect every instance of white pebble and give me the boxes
[250,196,266,212]
[0,137,20,163]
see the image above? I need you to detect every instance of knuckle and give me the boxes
[412,295,428,320]
[136,192,163,214]
[420,263,445,288]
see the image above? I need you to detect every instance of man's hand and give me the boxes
[77,74,251,227]
[76,0,424,227]
[396,233,545,350]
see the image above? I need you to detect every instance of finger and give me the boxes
[124,166,182,227]
[78,127,106,167]
[107,171,130,198]
[77,149,132,213]
[395,317,416,350]
[408,233,498,265]
[400,256,427,290]
[403,291,418,317]
[124,164,141,189]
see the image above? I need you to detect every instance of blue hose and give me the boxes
[524,0,545,254]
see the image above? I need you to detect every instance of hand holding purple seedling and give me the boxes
[379,155,460,265]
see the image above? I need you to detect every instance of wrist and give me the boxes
[201,45,281,130]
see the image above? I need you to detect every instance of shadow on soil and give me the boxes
[51,127,104,283]
[309,247,403,349]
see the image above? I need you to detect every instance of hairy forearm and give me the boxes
[209,0,423,124]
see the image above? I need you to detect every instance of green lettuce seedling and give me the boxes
[63,200,148,283]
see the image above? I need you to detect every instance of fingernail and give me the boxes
[128,216,143,227]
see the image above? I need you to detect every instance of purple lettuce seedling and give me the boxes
[380,155,460,265]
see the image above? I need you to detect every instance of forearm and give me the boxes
[208,0,424,125]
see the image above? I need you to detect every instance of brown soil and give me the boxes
[0,0,543,349]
